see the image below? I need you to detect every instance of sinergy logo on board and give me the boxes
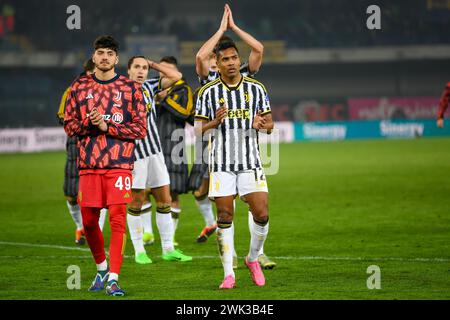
[379,121,424,138]
[303,124,347,140]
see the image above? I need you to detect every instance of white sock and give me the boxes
[108,273,118,282]
[156,211,175,254]
[248,211,264,256]
[126,212,145,255]
[66,201,83,230]
[217,226,235,278]
[231,222,237,258]
[96,260,108,271]
[248,218,269,262]
[141,202,153,234]
[171,207,181,233]
[195,197,216,227]
[99,208,107,231]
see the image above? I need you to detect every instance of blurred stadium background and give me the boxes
[0,0,449,300]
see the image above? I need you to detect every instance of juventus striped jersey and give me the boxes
[134,77,163,159]
[195,75,271,172]
[198,62,254,86]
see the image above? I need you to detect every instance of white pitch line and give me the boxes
[0,241,90,252]
[0,241,449,263]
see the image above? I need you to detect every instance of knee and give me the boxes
[217,208,233,223]
[82,213,99,230]
[251,205,269,224]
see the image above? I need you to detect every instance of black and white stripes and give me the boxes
[134,78,163,159]
[195,76,271,172]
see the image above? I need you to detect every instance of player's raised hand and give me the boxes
[437,118,444,128]
[226,4,237,30]
[219,5,230,33]
[215,106,228,125]
[147,59,155,69]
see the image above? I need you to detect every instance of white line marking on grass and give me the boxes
[0,241,90,252]
[1,241,449,263]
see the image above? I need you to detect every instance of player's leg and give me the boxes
[81,206,109,291]
[152,185,192,262]
[194,177,217,243]
[209,171,238,289]
[64,137,84,245]
[238,169,269,286]
[127,189,152,264]
[106,203,127,296]
[104,170,133,296]
[141,189,154,245]
[99,208,108,231]
[171,191,181,246]
[215,195,236,289]
[127,157,152,264]
[78,173,109,292]
[66,196,84,245]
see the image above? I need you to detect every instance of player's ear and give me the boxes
[115,56,119,65]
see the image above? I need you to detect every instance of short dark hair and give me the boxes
[127,55,147,70]
[160,56,178,66]
[93,35,119,52]
[83,59,95,73]
[213,37,239,57]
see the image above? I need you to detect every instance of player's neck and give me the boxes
[221,73,242,87]
[95,69,117,81]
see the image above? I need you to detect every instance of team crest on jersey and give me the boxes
[244,91,251,103]
[113,91,122,102]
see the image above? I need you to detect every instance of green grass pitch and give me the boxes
[0,138,449,300]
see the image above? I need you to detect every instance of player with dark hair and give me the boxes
[57,58,96,245]
[437,81,450,128]
[195,35,274,289]
[126,55,192,263]
[193,4,276,270]
[154,56,195,245]
[64,35,147,296]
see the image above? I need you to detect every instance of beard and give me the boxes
[95,62,114,72]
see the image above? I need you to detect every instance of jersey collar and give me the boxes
[220,74,243,91]
[93,73,119,84]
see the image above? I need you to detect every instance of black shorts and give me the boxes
[63,136,79,198]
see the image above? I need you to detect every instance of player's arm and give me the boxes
[227,4,264,74]
[253,86,273,134]
[57,87,70,125]
[93,84,148,140]
[194,88,227,135]
[64,87,94,137]
[437,82,450,128]
[148,59,182,90]
[195,107,227,136]
[253,112,274,134]
[196,5,229,78]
